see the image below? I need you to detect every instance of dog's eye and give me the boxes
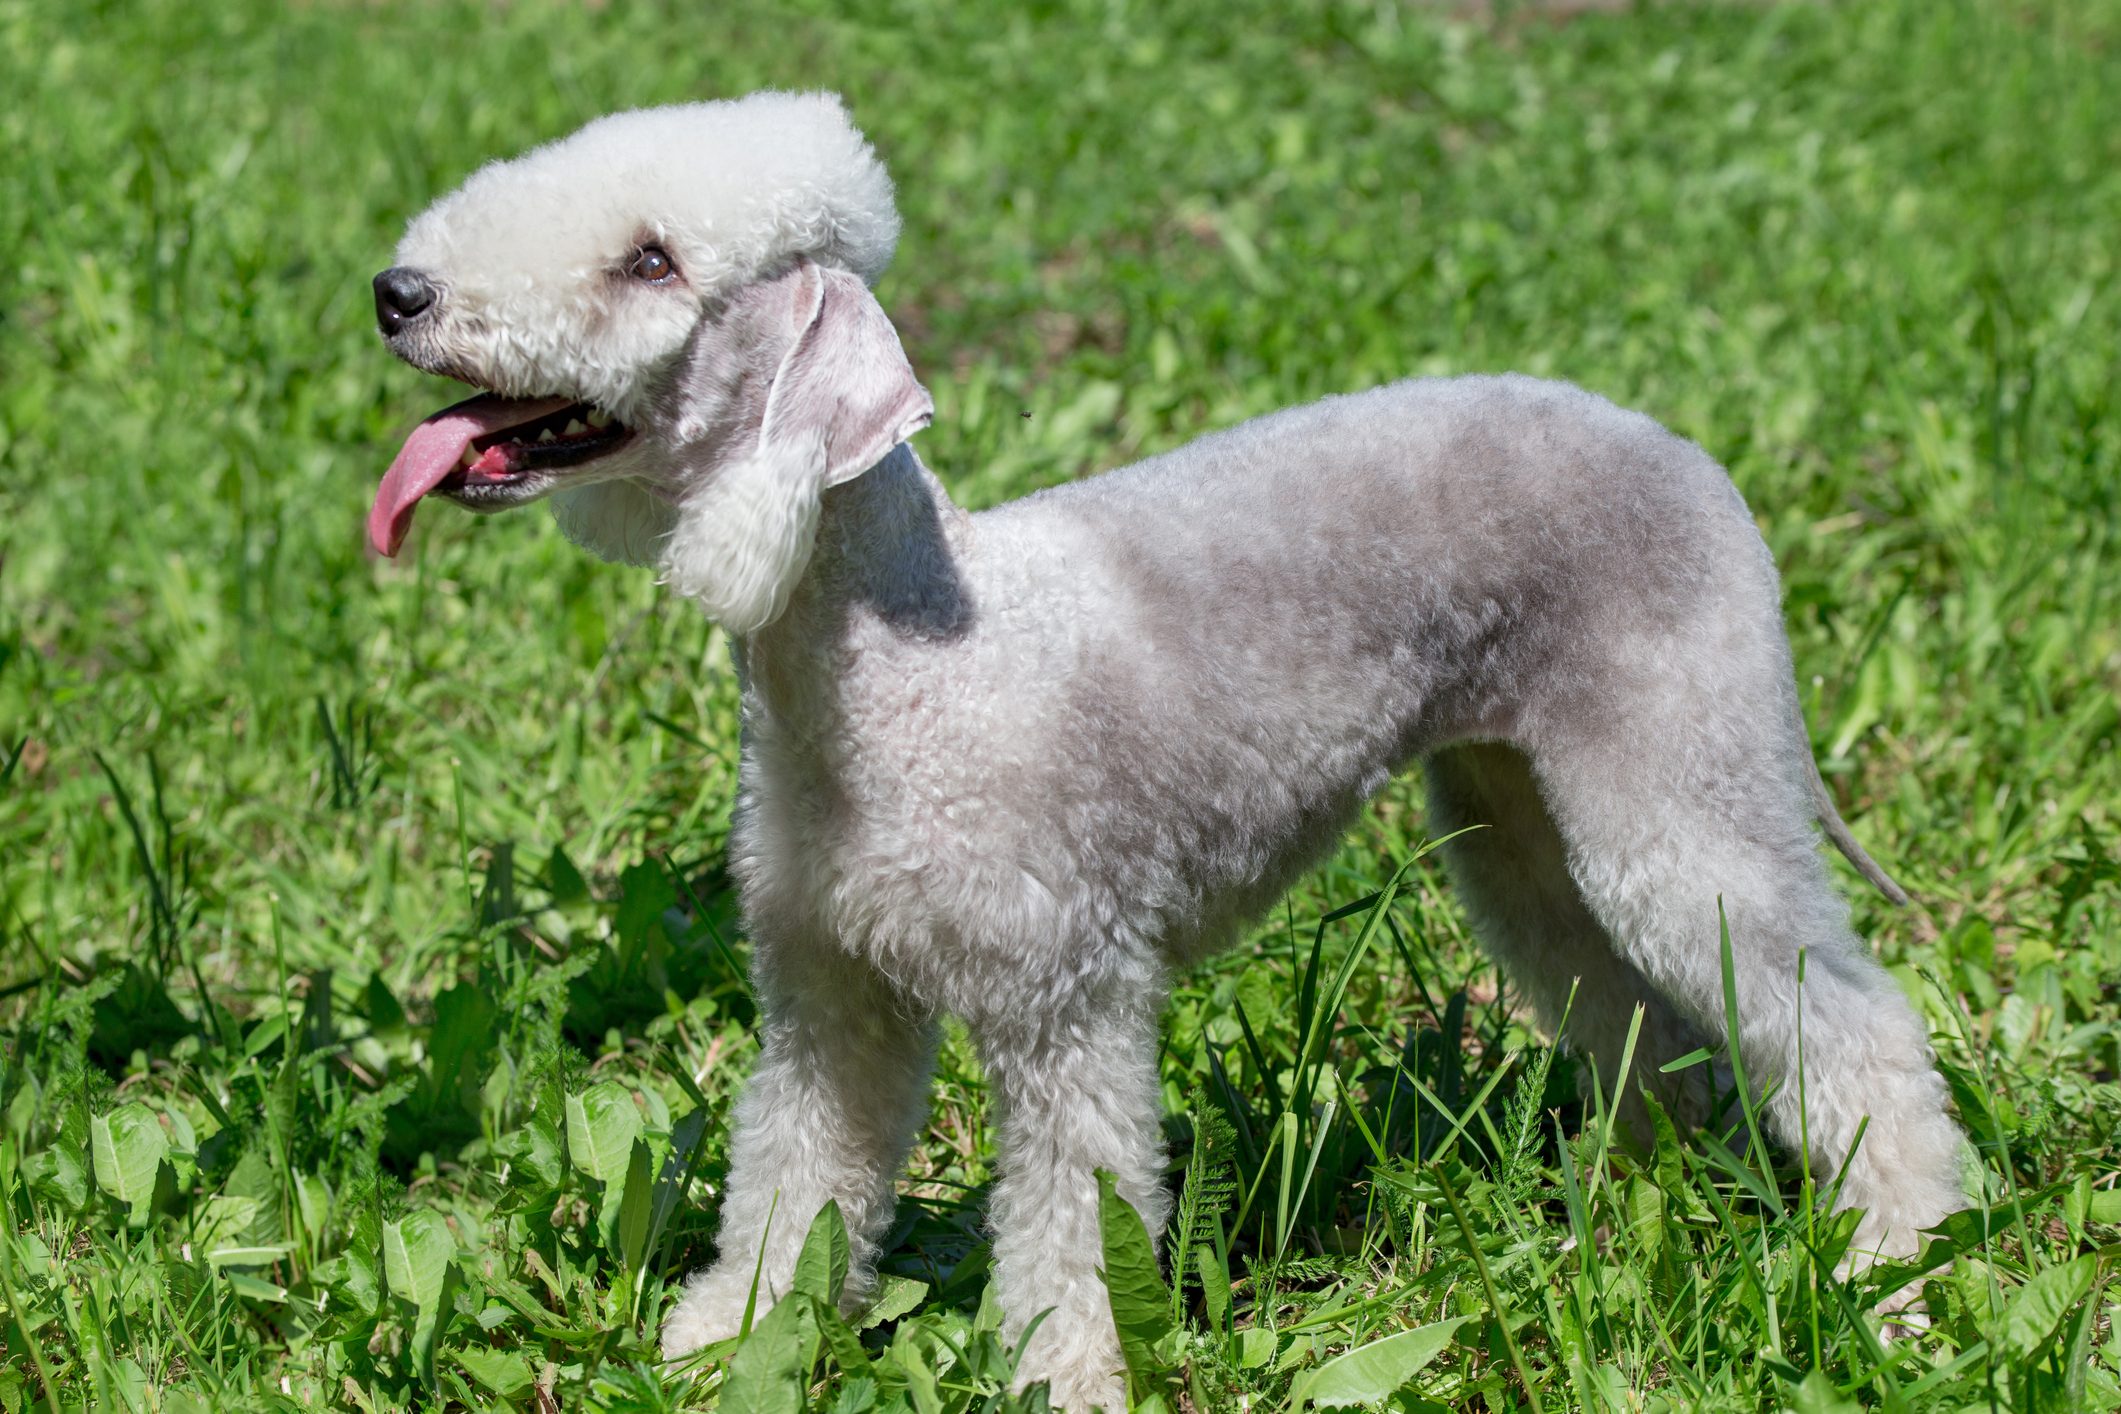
[629,246,677,283]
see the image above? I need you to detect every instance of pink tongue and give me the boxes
[368,393,578,556]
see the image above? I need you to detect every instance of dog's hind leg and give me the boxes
[971,976,1171,1413]
[1525,679,1966,1265]
[1424,742,1716,1138]
[661,948,938,1359]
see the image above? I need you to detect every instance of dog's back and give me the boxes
[950,373,1778,953]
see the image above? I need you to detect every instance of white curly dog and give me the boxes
[366,92,1966,1410]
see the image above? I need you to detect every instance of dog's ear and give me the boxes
[759,260,933,486]
[657,261,930,634]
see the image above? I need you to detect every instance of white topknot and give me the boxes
[401,91,900,300]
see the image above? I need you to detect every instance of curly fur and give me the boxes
[375,95,1970,1411]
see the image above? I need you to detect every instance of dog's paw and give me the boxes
[1834,1236,1939,1342]
[1872,1272,1933,1339]
[1879,1298,1932,1340]
[659,1270,748,1361]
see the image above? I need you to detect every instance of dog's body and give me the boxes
[367,95,1967,1410]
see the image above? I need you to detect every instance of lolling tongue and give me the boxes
[368,393,578,556]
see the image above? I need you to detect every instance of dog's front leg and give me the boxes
[975,987,1171,1413]
[661,950,938,1359]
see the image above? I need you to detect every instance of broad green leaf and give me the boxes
[1861,1183,2070,1296]
[1786,1368,1861,1414]
[613,859,678,959]
[224,1272,287,1303]
[1096,1168,1174,1386]
[719,1293,813,1414]
[223,1144,279,1204]
[160,1105,197,1159]
[324,1243,381,1315]
[192,1194,261,1256]
[106,1358,149,1412]
[1291,1316,1467,1409]
[565,1082,642,1184]
[547,842,590,907]
[22,1102,90,1210]
[206,1243,293,1267]
[426,984,500,1117]
[293,1170,331,1240]
[1196,1245,1230,1333]
[512,1112,566,1189]
[266,1060,300,1156]
[222,1144,286,1247]
[647,1105,710,1255]
[242,1012,288,1060]
[1640,1088,1688,1198]
[791,1200,850,1305]
[1233,1327,1277,1369]
[812,1296,872,1376]
[614,1138,654,1278]
[414,1255,462,1385]
[382,1208,454,1315]
[1624,1176,1664,1260]
[856,1275,928,1331]
[90,1105,167,1219]
[456,1346,535,1397]
[888,1323,943,1414]
[2085,1188,2121,1225]
[1999,1254,2096,1362]
[364,973,407,1033]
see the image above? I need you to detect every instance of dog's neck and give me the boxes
[736,442,973,722]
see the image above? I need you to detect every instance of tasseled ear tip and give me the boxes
[656,438,829,635]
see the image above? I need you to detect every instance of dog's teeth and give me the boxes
[461,448,479,468]
[537,428,557,443]
[563,418,587,436]
[586,409,612,429]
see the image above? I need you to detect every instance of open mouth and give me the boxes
[368,392,636,556]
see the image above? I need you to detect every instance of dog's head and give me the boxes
[368,92,932,632]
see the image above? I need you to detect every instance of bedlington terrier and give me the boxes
[365,92,1967,1409]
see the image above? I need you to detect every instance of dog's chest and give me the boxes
[726,621,1089,995]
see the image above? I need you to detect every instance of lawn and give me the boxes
[3,0,2120,1408]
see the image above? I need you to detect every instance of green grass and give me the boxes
[4,0,2120,1407]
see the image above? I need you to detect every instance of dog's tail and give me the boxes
[1804,753,1911,906]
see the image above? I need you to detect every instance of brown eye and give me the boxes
[629,245,676,283]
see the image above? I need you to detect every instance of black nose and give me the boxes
[373,267,436,334]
